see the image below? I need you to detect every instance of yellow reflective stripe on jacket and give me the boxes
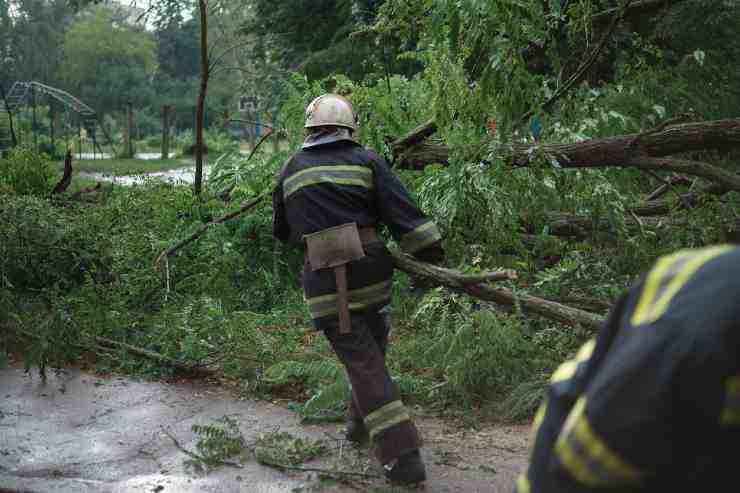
[306,280,392,319]
[283,165,373,199]
[556,398,644,487]
[631,245,733,326]
[515,473,531,493]
[400,220,442,253]
[550,339,596,383]
[530,402,547,447]
[364,400,411,440]
[721,375,740,425]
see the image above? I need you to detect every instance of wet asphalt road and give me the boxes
[0,365,527,493]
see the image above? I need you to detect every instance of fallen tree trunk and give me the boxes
[396,119,740,187]
[389,248,604,330]
[532,211,740,239]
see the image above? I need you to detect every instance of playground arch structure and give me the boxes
[0,81,118,158]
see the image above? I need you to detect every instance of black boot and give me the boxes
[345,414,369,443]
[384,450,427,484]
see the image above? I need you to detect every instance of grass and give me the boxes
[62,158,190,176]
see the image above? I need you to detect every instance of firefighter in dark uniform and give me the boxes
[272,94,444,484]
[516,244,740,493]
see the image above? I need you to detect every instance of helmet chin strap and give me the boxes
[302,126,356,149]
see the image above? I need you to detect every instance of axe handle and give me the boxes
[335,264,351,334]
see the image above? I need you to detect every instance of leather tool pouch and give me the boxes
[304,223,366,334]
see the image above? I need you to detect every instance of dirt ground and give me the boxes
[0,361,529,493]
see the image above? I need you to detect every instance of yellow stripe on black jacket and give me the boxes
[517,245,740,493]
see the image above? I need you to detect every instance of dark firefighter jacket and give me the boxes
[516,245,740,493]
[272,139,443,329]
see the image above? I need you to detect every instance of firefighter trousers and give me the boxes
[323,309,421,465]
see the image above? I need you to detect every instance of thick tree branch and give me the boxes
[389,249,603,330]
[619,157,740,192]
[397,119,740,186]
[391,119,437,154]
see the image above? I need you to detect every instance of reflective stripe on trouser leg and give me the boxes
[323,310,420,464]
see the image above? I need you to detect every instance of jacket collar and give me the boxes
[302,127,357,149]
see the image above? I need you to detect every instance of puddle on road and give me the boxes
[79,164,212,186]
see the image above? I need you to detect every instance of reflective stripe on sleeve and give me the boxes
[306,280,392,319]
[400,220,442,254]
[556,398,644,487]
[515,472,531,493]
[530,402,547,447]
[550,339,595,384]
[631,246,733,326]
[721,375,740,426]
[283,165,373,199]
[364,400,411,440]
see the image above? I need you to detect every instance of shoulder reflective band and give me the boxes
[550,339,596,384]
[306,280,392,319]
[400,220,442,254]
[631,245,734,326]
[556,398,644,487]
[282,165,373,199]
[364,400,411,440]
[530,402,547,447]
[721,375,740,426]
[515,473,531,493]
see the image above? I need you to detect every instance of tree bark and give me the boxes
[391,119,437,154]
[530,211,740,239]
[396,119,740,192]
[194,0,209,196]
[51,149,73,195]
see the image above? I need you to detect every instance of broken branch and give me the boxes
[389,249,603,330]
[156,195,266,276]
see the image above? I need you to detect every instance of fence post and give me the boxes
[123,101,134,158]
[161,104,171,160]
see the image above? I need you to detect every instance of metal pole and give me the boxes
[126,102,134,158]
[49,99,55,156]
[0,83,17,147]
[31,86,38,150]
[161,105,170,159]
[64,110,69,153]
[78,119,82,160]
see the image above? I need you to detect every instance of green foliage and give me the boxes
[5,0,740,426]
[187,416,248,471]
[264,357,350,421]
[0,145,55,196]
[59,5,157,115]
[0,194,109,292]
[254,430,329,466]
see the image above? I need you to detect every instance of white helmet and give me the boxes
[304,94,357,131]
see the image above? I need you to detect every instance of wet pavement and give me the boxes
[0,364,528,492]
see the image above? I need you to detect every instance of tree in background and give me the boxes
[0,0,72,90]
[59,4,157,116]
[247,0,419,82]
